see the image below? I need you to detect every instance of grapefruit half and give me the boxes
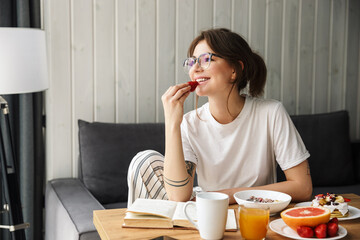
[281,206,331,231]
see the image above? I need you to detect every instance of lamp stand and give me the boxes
[0,96,29,240]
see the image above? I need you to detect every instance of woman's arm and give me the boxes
[161,83,196,202]
[217,160,313,204]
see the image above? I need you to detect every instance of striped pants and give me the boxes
[127,150,197,207]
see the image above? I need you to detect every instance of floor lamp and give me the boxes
[0,28,48,240]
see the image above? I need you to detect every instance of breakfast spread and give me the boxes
[311,193,350,218]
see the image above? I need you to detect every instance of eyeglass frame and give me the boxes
[183,52,223,73]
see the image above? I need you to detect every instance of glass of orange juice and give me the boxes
[239,205,270,240]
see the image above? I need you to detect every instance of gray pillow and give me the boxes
[78,120,165,204]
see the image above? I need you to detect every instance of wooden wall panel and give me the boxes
[44,0,360,179]
[71,0,94,176]
[298,0,315,114]
[117,0,136,123]
[265,0,283,100]
[233,0,249,40]
[329,0,347,112]
[314,0,331,114]
[157,0,176,122]
[44,0,72,180]
[137,0,156,122]
[249,0,266,58]
[195,0,213,108]
[282,0,299,115]
[94,0,116,122]
[214,0,231,28]
[176,0,195,114]
[346,0,360,139]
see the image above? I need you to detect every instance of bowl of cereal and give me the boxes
[234,190,291,215]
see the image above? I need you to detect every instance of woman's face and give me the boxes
[189,40,235,97]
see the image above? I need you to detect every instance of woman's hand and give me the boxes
[161,83,191,126]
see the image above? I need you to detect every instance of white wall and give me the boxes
[44,0,360,181]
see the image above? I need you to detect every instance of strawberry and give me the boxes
[187,81,199,92]
[297,226,314,238]
[344,197,351,202]
[329,217,338,225]
[314,224,327,238]
[327,222,339,237]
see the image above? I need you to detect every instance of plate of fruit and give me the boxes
[270,206,347,239]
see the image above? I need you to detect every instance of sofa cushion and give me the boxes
[78,120,165,204]
[289,111,355,186]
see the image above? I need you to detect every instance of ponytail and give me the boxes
[246,52,267,97]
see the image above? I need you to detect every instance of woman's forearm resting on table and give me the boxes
[217,160,313,205]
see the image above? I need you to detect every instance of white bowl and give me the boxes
[234,190,291,215]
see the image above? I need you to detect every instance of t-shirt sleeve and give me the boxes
[272,103,310,171]
[180,118,198,165]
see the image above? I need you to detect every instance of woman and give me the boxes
[127,28,312,206]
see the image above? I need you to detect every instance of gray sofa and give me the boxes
[45,110,360,240]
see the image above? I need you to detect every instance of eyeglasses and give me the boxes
[183,52,222,73]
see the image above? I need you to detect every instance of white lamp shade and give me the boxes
[0,27,49,94]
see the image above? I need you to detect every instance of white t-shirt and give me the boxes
[180,96,310,191]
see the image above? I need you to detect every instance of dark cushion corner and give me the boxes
[77,120,165,204]
[290,110,355,187]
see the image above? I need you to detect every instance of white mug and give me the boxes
[184,192,229,240]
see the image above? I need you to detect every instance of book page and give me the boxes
[127,199,178,219]
[173,202,197,221]
[125,212,168,220]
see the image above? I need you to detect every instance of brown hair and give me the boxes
[188,28,267,97]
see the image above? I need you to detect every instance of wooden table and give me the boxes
[93,193,360,240]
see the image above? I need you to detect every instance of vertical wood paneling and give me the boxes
[298,0,315,114]
[117,0,136,123]
[45,0,72,179]
[45,0,360,179]
[233,0,249,40]
[329,0,347,112]
[94,0,116,122]
[195,0,213,108]
[266,0,283,100]
[71,0,94,176]
[282,0,299,114]
[196,0,213,32]
[250,0,266,58]
[157,0,176,122]
[137,0,156,122]
[214,0,231,28]
[176,0,195,114]
[314,0,331,114]
[346,0,360,139]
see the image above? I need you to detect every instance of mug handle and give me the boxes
[183,201,198,230]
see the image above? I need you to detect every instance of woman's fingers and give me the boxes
[172,85,191,101]
[167,83,190,96]
[162,83,191,103]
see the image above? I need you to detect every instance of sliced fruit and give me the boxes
[187,81,199,92]
[281,206,331,231]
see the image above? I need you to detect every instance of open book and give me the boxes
[123,198,238,231]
